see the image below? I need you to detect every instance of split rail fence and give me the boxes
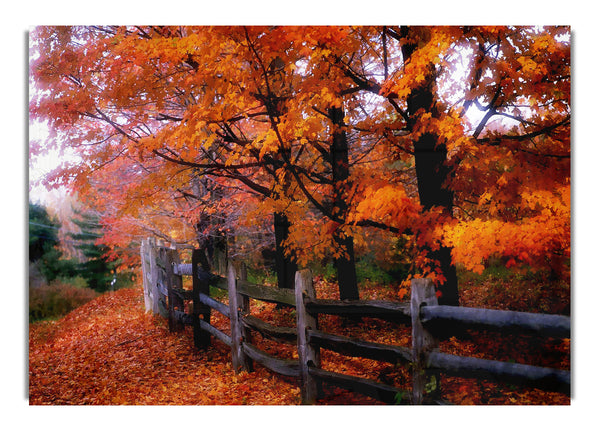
[140,238,571,405]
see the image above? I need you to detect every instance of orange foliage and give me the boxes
[30,25,571,284]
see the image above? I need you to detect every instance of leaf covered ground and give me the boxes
[29,288,301,405]
[29,275,570,405]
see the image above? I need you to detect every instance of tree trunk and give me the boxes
[329,106,359,301]
[334,233,359,300]
[207,234,227,275]
[412,131,459,306]
[402,28,459,306]
[274,212,298,290]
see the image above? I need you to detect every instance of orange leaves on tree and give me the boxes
[30,25,571,290]
[380,27,460,99]
[443,184,570,276]
[350,184,421,232]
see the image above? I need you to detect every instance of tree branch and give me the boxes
[476,116,570,144]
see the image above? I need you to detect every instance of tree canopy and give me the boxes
[30,26,570,303]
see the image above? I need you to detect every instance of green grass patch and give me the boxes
[246,266,278,286]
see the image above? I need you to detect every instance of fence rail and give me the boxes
[140,238,571,405]
[307,329,413,364]
[421,305,571,338]
[305,299,412,323]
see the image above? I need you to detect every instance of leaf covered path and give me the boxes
[29,282,569,405]
[29,288,300,405]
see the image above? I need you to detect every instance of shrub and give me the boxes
[56,275,89,289]
[29,279,99,322]
[457,263,570,315]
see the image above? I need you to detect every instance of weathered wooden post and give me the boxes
[239,263,253,371]
[149,238,162,315]
[140,238,153,312]
[166,247,184,332]
[140,237,164,315]
[233,260,247,281]
[295,269,320,404]
[192,248,211,349]
[227,262,252,373]
[411,278,440,404]
[155,246,170,318]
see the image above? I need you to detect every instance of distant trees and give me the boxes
[29,201,59,262]
[29,201,118,293]
[29,201,78,283]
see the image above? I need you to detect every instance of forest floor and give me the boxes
[28,272,570,405]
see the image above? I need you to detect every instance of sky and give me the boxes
[28,120,81,205]
[28,35,77,206]
[29,121,63,204]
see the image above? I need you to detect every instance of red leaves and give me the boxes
[30,278,569,405]
[29,288,300,405]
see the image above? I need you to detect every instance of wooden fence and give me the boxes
[140,238,571,404]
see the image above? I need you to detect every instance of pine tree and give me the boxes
[29,201,59,262]
[69,210,115,292]
[29,201,79,283]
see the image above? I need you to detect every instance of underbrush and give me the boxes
[29,278,99,322]
[457,264,570,315]
[310,254,409,291]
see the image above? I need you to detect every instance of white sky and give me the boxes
[28,121,76,205]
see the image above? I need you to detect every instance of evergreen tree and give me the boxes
[29,201,79,282]
[29,202,59,262]
[69,210,115,292]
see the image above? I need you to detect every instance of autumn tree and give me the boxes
[336,26,570,303]
[30,26,570,304]
[30,26,362,297]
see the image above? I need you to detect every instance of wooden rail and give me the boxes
[140,237,571,405]
[305,299,411,323]
[242,315,297,345]
[307,366,411,405]
[421,305,571,338]
[307,329,412,364]
[427,351,571,394]
[237,280,295,306]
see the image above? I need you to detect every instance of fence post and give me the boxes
[149,238,161,315]
[155,246,170,318]
[239,263,253,371]
[192,248,211,349]
[234,260,247,281]
[228,262,252,373]
[166,247,184,332]
[140,238,153,312]
[295,269,320,404]
[411,278,440,404]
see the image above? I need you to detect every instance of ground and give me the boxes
[28,275,570,405]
